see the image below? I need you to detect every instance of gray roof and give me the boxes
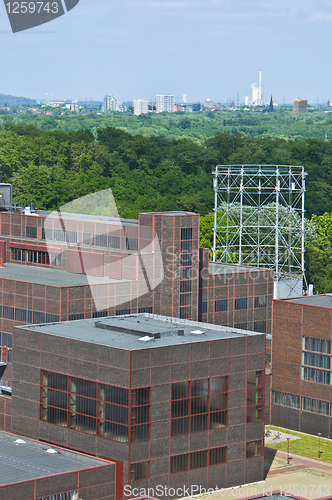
[0,263,125,287]
[20,313,262,350]
[36,210,139,226]
[284,294,332,308]
[0,431,109,487]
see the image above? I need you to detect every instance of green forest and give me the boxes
[2,120,332,293]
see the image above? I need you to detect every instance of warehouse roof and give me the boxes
[0,263,123,287]
[20,313,262,350]
[0,431,109,486]
[209,262,267,274]
[284,294,332,308]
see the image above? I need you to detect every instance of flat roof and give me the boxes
[283,294,332,308]
[20,313,262,350]
[0,263,124,287]
[0,431,109,487]
[209,262,267,274]
[36,210,139,226]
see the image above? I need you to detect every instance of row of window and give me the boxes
[27,225,140,251]
[273,390,330,416]
[36,491,78,500]
[41,371,150,444]
[247,371,264,423]
[0,306,59,324]
[130,439,263,481]
[11,247,62,267]
[214,296,267,312]
[91,307,152,319]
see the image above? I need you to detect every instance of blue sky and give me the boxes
[1,0,331,104]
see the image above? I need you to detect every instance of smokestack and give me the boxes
[259,70,262,101]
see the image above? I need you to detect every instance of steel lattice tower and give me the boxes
[212,165,307,292]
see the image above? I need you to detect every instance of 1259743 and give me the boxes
[5,1,59,14]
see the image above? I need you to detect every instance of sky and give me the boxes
[1,0,332,104]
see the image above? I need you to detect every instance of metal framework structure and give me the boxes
[212,165,307,291]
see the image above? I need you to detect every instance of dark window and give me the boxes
[126,238,138,251]
[83,233,94,245]
[2,333,12,348]
[33,311,45,324]
[93,311,108,318]
[181,240,192,253]
[46,314,60,323]
[209,446,227,465]
[190,450,208,469]
[254,296,267,308]
[303,337,331,354]
[26,226,37,238]
[130,461,149,481]
[3,306,14,320]
[181,228,192,240]
[246,439,263,458]
[180,281,192,293]
[235,297,247,310]
[180,267,192,280]
[302,397,329,416]
[247,371,264,423]
[66,231,77,244]
[171,454,188,473]
[180,293,191,306]
[69,313,85,321]
[254,320,266,333]
[302,367,330,385]
[138,307,153,313]
[11,248,21,261]
[215,299,227,312]
[15,308,27,323]
[303,351,330,369]
[108,235,120,249]
[180,254,192,267]
[95,234,108,247]
[116,309,131,316]
[235,322,247,330]
[273,390,300,409]
[180,307,191,319]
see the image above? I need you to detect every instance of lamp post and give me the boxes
[318,432,322,458]
[286,437,291,465]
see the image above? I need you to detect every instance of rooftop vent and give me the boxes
[139,336,154,342]
[178,330,184,336]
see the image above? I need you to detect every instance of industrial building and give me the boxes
[0,209,273,389]
[11,313,266,497]
[293,99,308,113]
[0,430,115,500]
[271,294,332,437]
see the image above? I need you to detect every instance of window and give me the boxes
[116,309,131,316]
[41,371,150,444]
[37,491,78,500]
[180,294,191,306]
[254,296,267,308]
[247,371,264,423]
[235,322,247,330]
[138,307,153,314]
[130,461,149,481]
[3,306,14,320]
[95,234,108,247]
[180,254,192,267]
[93,311,108,318]
[215,299,227,312]
[180,307,191,319]
[33,311,45,324]
[54,229,66,242]
[180,281,192,293]
[11,247,61,267]
[209,446,227,465]
[191,450,208,469]
[181,240,192,253]
[46,314,60,323]
[171,453,188,473]
[66,231,77,244]
[171,377,227,436]
[254,320,266,333]
[11,248,21,261]
[126,238,138,251]
[69,313,85,321]
[181,228,192,240]
[15,308,27,323]
[108,235,120,249]
[272,390,300,409]
[26,226,37,238]
[246,439,263,458]
[235,297,247,310]
[180,267,192,280]
[83,233,94,246]
[302,397,329,416]
[199,301,207,314]
[302,336,331,385]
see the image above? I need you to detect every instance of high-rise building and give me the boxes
[103,95,127,113]
[293,99,308,113]
[133,99,149,116]
[204,99,213,108]
[156,94,175,113]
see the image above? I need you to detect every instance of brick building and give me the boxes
[271,295,332,437]
[12,313,266,497]
[0,430,115,500]
[0,210,273,386]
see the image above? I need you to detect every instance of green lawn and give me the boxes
[266,426,332,463]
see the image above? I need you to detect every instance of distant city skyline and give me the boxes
[1,1,332,104]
